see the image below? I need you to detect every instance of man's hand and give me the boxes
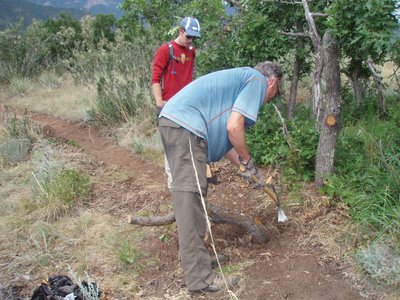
[238,157,264,189]
[156,106,163,119]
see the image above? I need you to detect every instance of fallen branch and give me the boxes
[128,203,269,244]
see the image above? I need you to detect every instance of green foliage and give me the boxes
[119,0,188,42]
[0,20,52,80]
[39,169,91,221]
[323,94,400,240]
[38,70,62,89]
[44,12,83,62]
[1,112,35,143]
[117,241,144,268]
[92,14,117,44]
[247,102,319,182]
[327,0,398,62]
[30,142,90,221]
[68,19,154,124]
[119,0,287,75]
[341,87,380,124]
[195,1,287,74]
[47,169,90,201]
[7,76,34,96]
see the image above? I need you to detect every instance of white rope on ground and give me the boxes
[188,137,239,300]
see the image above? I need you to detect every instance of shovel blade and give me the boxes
[277,207,288,223]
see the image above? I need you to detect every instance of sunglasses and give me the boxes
[185,34,196,40]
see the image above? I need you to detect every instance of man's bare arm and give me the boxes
[152,83,164,107]
[226,111,251,164]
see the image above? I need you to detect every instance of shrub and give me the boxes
[0,138,31,163]
[247,102,318,181]
[356,241,400,287]
[0,113,35,163]
[323,97,400,240]
[68,28,155,125]
[39,70,62,89]
[7,76,34,97]
[0,20,52,81]
[38,169,91,221]
[31,144,90,221]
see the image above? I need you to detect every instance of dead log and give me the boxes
[128,203,269,244]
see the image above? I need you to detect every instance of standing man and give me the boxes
[158,61,283,293]
[151,17,201,189]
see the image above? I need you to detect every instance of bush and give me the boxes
[68,26,155,125]
[31,143,90,221]
[0,113,35,163]
[323,95,400,240]
[39,70,62,89]
[1,112,35,141]
[38,169,91,221]
[356,241,400,287]
[247,102,318,181]
[0,138,31,163]
[7,76,34,96]
[0,20,52,81]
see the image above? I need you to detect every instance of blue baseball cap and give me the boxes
[180,17,201,37]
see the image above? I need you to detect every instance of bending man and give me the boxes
[158,61,283,293]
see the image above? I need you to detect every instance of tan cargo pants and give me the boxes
[158,117,215,291]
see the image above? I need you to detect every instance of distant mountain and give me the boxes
[26,0,124,17]
[0,0,85,30]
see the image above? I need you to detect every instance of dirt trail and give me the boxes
[21,110,368,299]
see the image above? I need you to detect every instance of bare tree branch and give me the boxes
[128,203,270,243]
[301,0,321,48]
[272,104,294,150]
[276,0,302,4]
[279,31,309,38]
[311,12,328,17]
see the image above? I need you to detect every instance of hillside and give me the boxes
[27,0,124,17]
[0,0,84,30]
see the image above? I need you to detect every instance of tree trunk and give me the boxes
[301,0,324,125]
[367,59,388,119]
[288,43,302,120]
[315,32,342,188]
[128,203,270,244]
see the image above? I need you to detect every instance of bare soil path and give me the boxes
[23,110,368,299]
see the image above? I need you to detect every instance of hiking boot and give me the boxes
[190,274,240,294]
[210,253,226,267]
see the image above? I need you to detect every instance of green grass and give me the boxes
[37,169,91,221]
[7,76,34,96]
[38,70,61,89]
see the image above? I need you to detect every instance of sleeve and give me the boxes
[232,77,267,124]
[151,44,170,84]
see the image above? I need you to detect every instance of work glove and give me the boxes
[238,157,265,189]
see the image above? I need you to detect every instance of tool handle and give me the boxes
[264,185,278,203]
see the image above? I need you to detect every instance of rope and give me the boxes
[188,137,238,299]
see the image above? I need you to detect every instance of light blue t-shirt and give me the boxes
[159,67,267,162]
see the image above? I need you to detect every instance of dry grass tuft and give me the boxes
[3,73,96,121]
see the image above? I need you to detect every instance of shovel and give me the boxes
[240,165,288,223]
[262,183,288,223]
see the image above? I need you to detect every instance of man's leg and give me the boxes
[158,118,214,290]
[172,191,215,291]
